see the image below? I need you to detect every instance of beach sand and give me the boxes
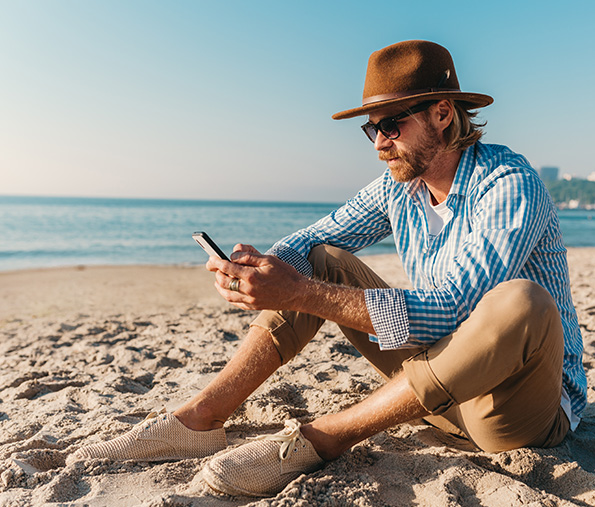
[1,250,594,506]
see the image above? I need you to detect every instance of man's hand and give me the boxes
[206,244,306,311]
[206,244,375,334]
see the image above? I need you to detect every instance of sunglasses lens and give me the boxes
[361,115,404,142]
[362,124,377,142]
[379,118,400,139]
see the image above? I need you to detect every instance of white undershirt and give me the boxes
[422,186,580,431]
[422,187,451,236]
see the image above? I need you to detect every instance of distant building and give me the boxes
[539,166,559,182]
[588,172,595,182]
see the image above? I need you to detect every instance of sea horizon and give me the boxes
[0,193,344,207]
[1,194,594,272]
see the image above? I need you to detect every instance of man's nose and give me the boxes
[374,130,393,151]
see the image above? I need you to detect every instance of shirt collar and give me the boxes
[448,143,477,198]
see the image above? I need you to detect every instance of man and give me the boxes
[68,40,587,498]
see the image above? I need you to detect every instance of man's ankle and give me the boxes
[173,405,225,432]
[300,422,344,461]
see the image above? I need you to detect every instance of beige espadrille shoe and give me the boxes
[202,419,324,497]
[66,409,227,464]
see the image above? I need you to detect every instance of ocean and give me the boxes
[1,195,594,272]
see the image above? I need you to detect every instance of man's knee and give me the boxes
[307,245,349,279]
[472,279,563,359]
[481,279,559,327]
[307,244,330,270]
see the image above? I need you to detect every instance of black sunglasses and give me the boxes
[360,101,436,143]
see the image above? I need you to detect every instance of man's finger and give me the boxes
[214,280,241,299]
[233,244,261,254]
[214,270,233,288]
[209,257,242,278]
[229,251,268,266]
[206,256,224,272]
[214,281,256,310]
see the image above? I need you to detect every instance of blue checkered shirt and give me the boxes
[267,142,587,418]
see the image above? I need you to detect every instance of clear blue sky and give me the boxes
[2,0,594,202]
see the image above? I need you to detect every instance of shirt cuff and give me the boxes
[265,244,314,278]
[364,288,410,349]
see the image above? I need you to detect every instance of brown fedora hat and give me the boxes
[332,40,493,120]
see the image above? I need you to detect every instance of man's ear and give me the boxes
[434,100,454,132]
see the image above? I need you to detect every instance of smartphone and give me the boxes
[192,232,230,261]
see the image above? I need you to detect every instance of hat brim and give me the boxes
[332,91,493,120]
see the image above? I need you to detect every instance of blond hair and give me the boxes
[442,100,486,152]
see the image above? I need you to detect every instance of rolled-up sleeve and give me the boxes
[364,288,410,349]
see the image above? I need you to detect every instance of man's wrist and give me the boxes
[288,276,320,314]
[289,277,374,334]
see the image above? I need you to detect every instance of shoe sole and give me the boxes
[67,448,227,466]
[202,464,268,497]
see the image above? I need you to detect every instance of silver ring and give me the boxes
[229,278,240,292]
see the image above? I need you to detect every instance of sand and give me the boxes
[1,250,594,506]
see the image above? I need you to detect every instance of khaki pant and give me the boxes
[251,245,570,452]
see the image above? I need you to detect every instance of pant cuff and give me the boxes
[250,311,301,365]
[403,350,456,415]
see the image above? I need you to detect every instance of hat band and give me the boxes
[362,88,460,106]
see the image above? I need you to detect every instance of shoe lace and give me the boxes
[137,408,167,427]
[249,419,305,461]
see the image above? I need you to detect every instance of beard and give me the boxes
[378,122,442,182]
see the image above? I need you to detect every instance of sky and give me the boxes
[1,0,594,203]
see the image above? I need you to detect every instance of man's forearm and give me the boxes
[208,250,376,336]
[294,278,376,335]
